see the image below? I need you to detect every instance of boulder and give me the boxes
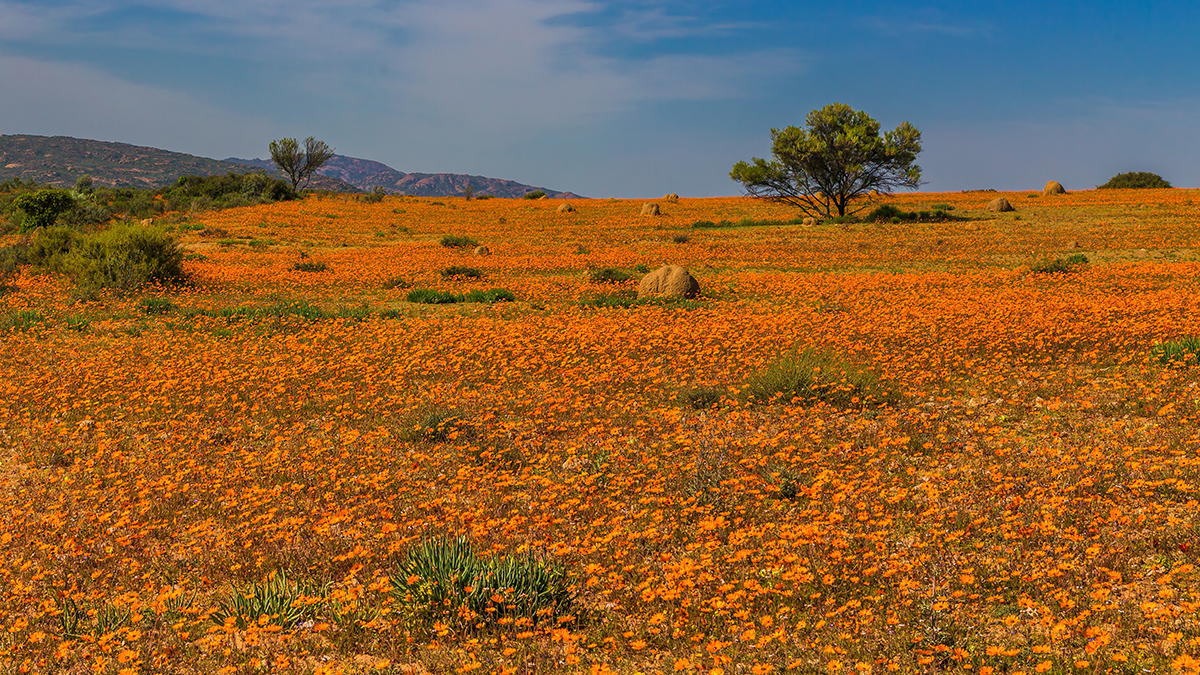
[637,264,700,299]
[663,193,680,202]
[557,202,576,213]
[641,202,661,216]
[986,197,1015,213]
[473,245,490,256]
[802,217,817,226]
[1043,181,1066,195]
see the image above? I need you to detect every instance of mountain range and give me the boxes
[226,156,582,199]
[0,135,583,198]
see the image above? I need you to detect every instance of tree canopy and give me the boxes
[11,188,76,232]
[730,103,922,218]
[269,137,335,191]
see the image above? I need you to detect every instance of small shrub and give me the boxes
[407,288,461,304]
[463,288,515,303]
[1029,255,1088,274]
[1098,172,1172,189]
[28,227,76,272]
[291,261,328,273]
[441,265,483,279]
[210,571,322,631]
[741,347,897,409]
[863,204,952,222]
[523,190,546,200]
[1152,337,1200,366]
[673,234,690,244]
[441,234,479,248]
[66,224,185,294]
[587,267,635,284]
[10,189,76,231]
[8,309,47,332]
[139,297,174,315]
[390,536,573,634]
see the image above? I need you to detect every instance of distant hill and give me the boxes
[228,155,585,199]
[0,134,358,192]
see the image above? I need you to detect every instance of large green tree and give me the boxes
[269,137,335,190]
[730,103,922,218]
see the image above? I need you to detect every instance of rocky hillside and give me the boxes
[228,155,584,199]
[0,135,358,192]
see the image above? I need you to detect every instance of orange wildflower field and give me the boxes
[3,189,1200,674]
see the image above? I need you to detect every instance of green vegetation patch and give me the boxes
[1152,337,1200,366]
[440,234,479,248]
[390,536,573,634]
[1029,254,1089,274]
[1098,172,1172,189]
[407,288,514,304]
[741,346,898,409]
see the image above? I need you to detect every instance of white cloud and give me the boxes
[0,52,271,157]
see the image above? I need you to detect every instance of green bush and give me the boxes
[673,234,690,244]
[463,288,514,303]
[8,309,47,332]
[65,224,185,294]
[1029,254,1088,274]
[10,189,76,231]
[863,204,951,222]
[1098,172,1172,189]
[1152,337,1200,366]
[441,234,479,248]
[210,571,322,630]
[523,190,546,200]
[28,227,77,272]
[441,265,482,279]
[587,267,635,284]
[407,288,462,304]
[390,537,573,634]
[740,347,897,408]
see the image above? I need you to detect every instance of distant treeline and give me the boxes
[0,171,297,233]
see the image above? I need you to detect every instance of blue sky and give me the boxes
[2,0,1198,197]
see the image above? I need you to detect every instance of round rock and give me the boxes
[637,264,700,299]
[987,197,1015,212]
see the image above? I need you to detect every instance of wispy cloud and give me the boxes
[0,0,803,137]
[860,13,994,38]
[0,51,271,157]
